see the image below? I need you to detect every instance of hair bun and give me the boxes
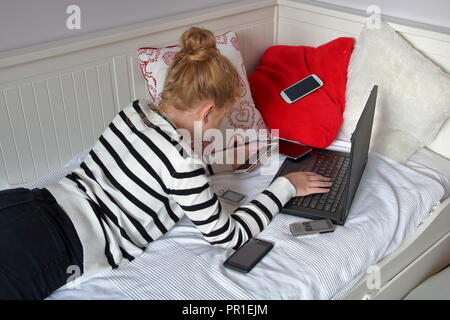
[180,26,219,62]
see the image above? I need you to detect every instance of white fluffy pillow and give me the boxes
[341,21,450,163]
[427,118,450,160]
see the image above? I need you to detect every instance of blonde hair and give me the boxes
[158,27,241,111]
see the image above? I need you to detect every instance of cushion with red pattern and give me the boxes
[138,31,267,152]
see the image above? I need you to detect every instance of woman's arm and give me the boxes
[169,158,296,249]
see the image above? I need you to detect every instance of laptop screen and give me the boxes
[343,86,378,216]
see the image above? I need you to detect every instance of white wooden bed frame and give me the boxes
[0,0,449,300]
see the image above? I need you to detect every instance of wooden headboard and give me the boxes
[1,0,449,187]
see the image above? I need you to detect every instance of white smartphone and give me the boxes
[234,141,278,174]
[280,74,323,104]
[217,189,247,205]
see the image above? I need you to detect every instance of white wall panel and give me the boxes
[0,92,23,184]
[85,67,107,141]
[47,76,73,165]
[113,56,132,110]
[33,80,63,172]
[59,73,85,159]
[19,83,50,176]
[97,63,118,126]
[3,88,36,182]
[0,143,8,187]
[73,70,96,149]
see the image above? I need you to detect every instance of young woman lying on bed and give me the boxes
[0,27,332,300]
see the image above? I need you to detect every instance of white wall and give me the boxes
[1,0,449,52]
[295,0,450,30]
[0,0,241,52]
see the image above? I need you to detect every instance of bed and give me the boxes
[1,0,449,300]
[4,139,449,300]
[36,139,446,300]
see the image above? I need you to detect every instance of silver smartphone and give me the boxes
[217,189,247,205]
[234,141,278,174]
[290,219,335,236]
[280,74,323,104]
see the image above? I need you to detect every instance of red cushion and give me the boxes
[248,38,354,148]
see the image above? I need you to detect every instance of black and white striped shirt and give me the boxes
[46,100,296,277]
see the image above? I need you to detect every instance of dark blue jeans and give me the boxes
[0,187,83,300]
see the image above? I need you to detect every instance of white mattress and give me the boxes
[19,140,449,300]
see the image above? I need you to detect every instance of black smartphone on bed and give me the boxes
[223,238,273,273]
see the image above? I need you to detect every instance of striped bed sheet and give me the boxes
[45,139,450,300]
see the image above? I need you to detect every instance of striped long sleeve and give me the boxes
[169,155,296,249]
[46,99,296,278]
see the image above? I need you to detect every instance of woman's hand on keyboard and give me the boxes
[284,172,332,197]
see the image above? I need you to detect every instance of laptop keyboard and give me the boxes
[292,152,350,212]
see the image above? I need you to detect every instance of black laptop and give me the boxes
[272,85,378,225]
